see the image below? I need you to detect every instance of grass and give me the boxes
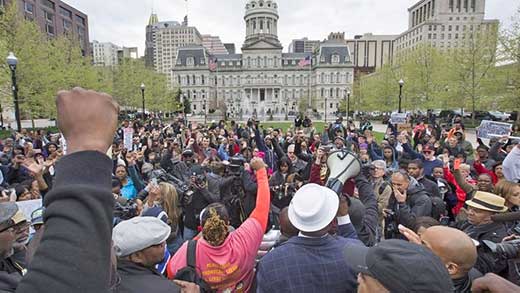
[258,121,385,142]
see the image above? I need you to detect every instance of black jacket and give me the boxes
[0,258,23,292]
[388,178,433,232]
[16,151,115,293]
[457,221,508,275]
[351,174,378,247]
[418,176,441,198]
[114,259,180,293]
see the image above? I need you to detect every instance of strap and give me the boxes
[187,240,197,269]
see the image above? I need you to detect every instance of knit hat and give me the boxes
[112,217,170,257]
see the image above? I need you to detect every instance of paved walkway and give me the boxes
[370,122,478,148]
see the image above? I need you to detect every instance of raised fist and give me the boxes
[56,88,119,155]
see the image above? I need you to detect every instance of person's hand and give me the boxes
[441,154,450,166]
[126,151,136,166]
[397,135,407,144]
[398,224,421,245]
[502,234,520,242]
[250,157,266,171]
[393,187,407,203]
[499,135,509,144]
[243,162,251,172]
[472,273,520,293]
[416,144,423,153]
[146,185,161,206]
[23,158,45,177]
[337,195,349,217]
[56,88,119,154]
[173,280,201,293]
[188,138,195,146]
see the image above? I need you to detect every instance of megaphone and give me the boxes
[325,149,362,195]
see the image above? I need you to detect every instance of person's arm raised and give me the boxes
[17,88,119,293]
[249,158,270,231]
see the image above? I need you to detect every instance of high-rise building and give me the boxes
[346,33,398,75]
[2,0,90,56]
[289,38,320,53]
[117,47,138,62]
[202,34,228,55]
[172,0,354,120]
[393,0,499,54]
[224,43,236,54]
[91,41,119,66]
[144,14,203,75]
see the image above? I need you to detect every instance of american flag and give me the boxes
[298,55,311,67]
[209,57,218,71]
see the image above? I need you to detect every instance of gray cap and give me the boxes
[112,216,170,257]
[0,202,19,229]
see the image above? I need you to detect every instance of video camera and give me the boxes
[227,156,246,176]
[482,239,520,260]
[113,200,139,226]
[148,168,195,206]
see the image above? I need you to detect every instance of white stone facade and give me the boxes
[171,0,354,120]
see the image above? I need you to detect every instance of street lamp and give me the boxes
[203,96,207,125]
[324,96,328,123]
[140,83,145,119]
[6,52,21,132]
[398,79,404,113]
[285,99,288,120]
[346,89,351,119]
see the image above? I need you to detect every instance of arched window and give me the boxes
[330,88,334,97]
[193,75,196,85]
[187,75,190,85]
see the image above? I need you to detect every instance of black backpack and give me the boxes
[174,240,214,292]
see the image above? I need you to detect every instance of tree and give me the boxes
[499,6,520,125]
[448,22,499,124]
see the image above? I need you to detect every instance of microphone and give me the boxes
[491,211,520,223]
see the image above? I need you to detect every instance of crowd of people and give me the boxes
[1,88,520,292]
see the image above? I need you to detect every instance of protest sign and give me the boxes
[123,127,134,150]
[477,120,512,139]
[391,113,407,124]
[16,199,43,221]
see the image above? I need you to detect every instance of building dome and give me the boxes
[244,0,280,46]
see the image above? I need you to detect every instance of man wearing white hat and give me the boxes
[256,183,363,292]
[112,217,180,293]
[456,191,508,275]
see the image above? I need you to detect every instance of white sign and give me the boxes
[477,120,512,139]
[390,113,407,124]
[123,127,134,150]
[16,199,43,221]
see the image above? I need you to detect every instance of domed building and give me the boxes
[172,0,354,120]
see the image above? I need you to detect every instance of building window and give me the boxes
[471,0,475,11]
[186,57,194,66]
[24,2,34,14]
[63,19,71,30]
[42,0,55,10]
[449,0,454,12]
[76,15,86,26]
[331,54,340,64]
[46,24,54,35]
[44,10,53,23]
[59,6,72,19]
[0,0,5,7]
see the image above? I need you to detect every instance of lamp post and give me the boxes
[140,83,145,119]
[398,79,404,113]
[285,99,288,120]
[324,96,328,123]
[347,91,351,119]
[7,52,21,132]
[181,94,186,125]
[203,96,207,125]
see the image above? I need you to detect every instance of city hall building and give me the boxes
[171,0,354,120]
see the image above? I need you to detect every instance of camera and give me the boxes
[227,156,246,176]
[148,168,195,206]
[113,200,139,226]
[482,239,520,260]
[384,209,398,239]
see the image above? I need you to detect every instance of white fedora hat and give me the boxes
[288,183,339,232]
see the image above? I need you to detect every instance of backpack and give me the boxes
[174,240,214,292]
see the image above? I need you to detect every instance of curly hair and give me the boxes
[202,207,228,246]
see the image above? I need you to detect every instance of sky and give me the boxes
[65,0,516,56]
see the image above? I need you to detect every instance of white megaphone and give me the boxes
[325,149,362,195]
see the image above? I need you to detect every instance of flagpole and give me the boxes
[308,56,312,108]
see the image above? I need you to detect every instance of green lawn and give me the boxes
[258,121,385,142]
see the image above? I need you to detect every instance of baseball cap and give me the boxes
[31,207,45,226]
[344,239,453,292]
[112,217,170,257]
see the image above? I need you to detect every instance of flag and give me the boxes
[209,57,218,71]
[298,55,311,68]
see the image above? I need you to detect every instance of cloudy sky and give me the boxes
[66,0,515,56]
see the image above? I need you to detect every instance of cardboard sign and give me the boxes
[398,124,412,133]
[477,120,512,139]
[123,127,134,150]
[16,199,43,221]
[391,113,407,124]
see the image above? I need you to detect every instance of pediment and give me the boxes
[242,38,283,51]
